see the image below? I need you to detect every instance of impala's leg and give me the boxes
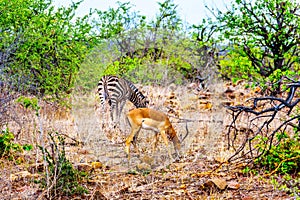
[125,125,141,161]
[126,115,138,153]
[160,131,173,160]
[152,132,159,153]
[125,115,141,154]
[132,128,141,153]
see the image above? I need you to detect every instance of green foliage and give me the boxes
[0,0,98,102]
[129,60,184,85]
[93,2,146,38]
[214,0,300,93]
[104,57,141,76]
[0,128,33,161]
[75,0,196,92]
[241,166,259,175]
[152,0,182,31]
[219,46,261,82]
[270,174,300,198]
[39,132,88,196]
[254,132,300,175]
[17,96,40,115]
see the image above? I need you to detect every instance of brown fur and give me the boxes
[125,108,181,162]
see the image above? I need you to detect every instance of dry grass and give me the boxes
[75,82,230,169]
[0,81,292,199]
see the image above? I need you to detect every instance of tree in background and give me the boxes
[214,0,300,94]
[0,0,98,102]
[76,0,198,91]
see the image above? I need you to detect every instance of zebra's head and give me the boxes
[127,80,149,108]
[137,97,149,108]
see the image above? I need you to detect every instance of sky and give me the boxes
[53,0,230,25]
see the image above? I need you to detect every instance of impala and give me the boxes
[125,108,188,162]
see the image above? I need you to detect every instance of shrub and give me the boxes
[39,132,88,197]
[0,128,32,162]
[254,132,299,175]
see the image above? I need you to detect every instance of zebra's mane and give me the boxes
[125,79,146,99]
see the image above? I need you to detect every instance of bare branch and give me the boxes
[225,79,300,164]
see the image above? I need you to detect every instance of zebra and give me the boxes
[98,75,149,125]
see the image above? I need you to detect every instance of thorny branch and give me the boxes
[225,79,300,164]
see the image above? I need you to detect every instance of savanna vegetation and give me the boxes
[0,0,299,199]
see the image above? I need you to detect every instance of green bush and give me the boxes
[254,132,300,175]
[39,132,88,197]
[270,174,300,198]
[0,128,33,161]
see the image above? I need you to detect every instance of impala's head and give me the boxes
[165,124,181,156]
[166,121,189,160]
[165,124,177,140]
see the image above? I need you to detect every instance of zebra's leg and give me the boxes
[109,105,114,122]
[101,103,107,129]
[117,100,126,126]
[108,101,117,129]
[112,102,119,128]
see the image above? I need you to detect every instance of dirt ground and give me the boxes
[71,82,226,169]
[0,81,294,199]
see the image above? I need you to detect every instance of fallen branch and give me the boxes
[263,155,300,177]
[225,79,300,164]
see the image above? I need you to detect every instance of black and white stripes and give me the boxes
[98,75,148,123]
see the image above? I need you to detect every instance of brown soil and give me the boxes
[0,81,293,199]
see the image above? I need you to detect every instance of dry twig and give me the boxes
[225,79,300,164]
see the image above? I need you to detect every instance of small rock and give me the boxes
[91,161,103,169]
[75,163,92,172]
[204,178,227,190]
[140,155,154,165]
[136,163,151,172]
[227,181,240,190]
[77,148,90,155]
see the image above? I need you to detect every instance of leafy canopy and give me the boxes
[215,0,300,92]
[0,0,98,101]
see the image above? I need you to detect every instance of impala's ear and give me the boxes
[165,125,174,135]
[164,125,170,129]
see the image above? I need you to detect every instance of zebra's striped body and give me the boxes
[98,75,148,124]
